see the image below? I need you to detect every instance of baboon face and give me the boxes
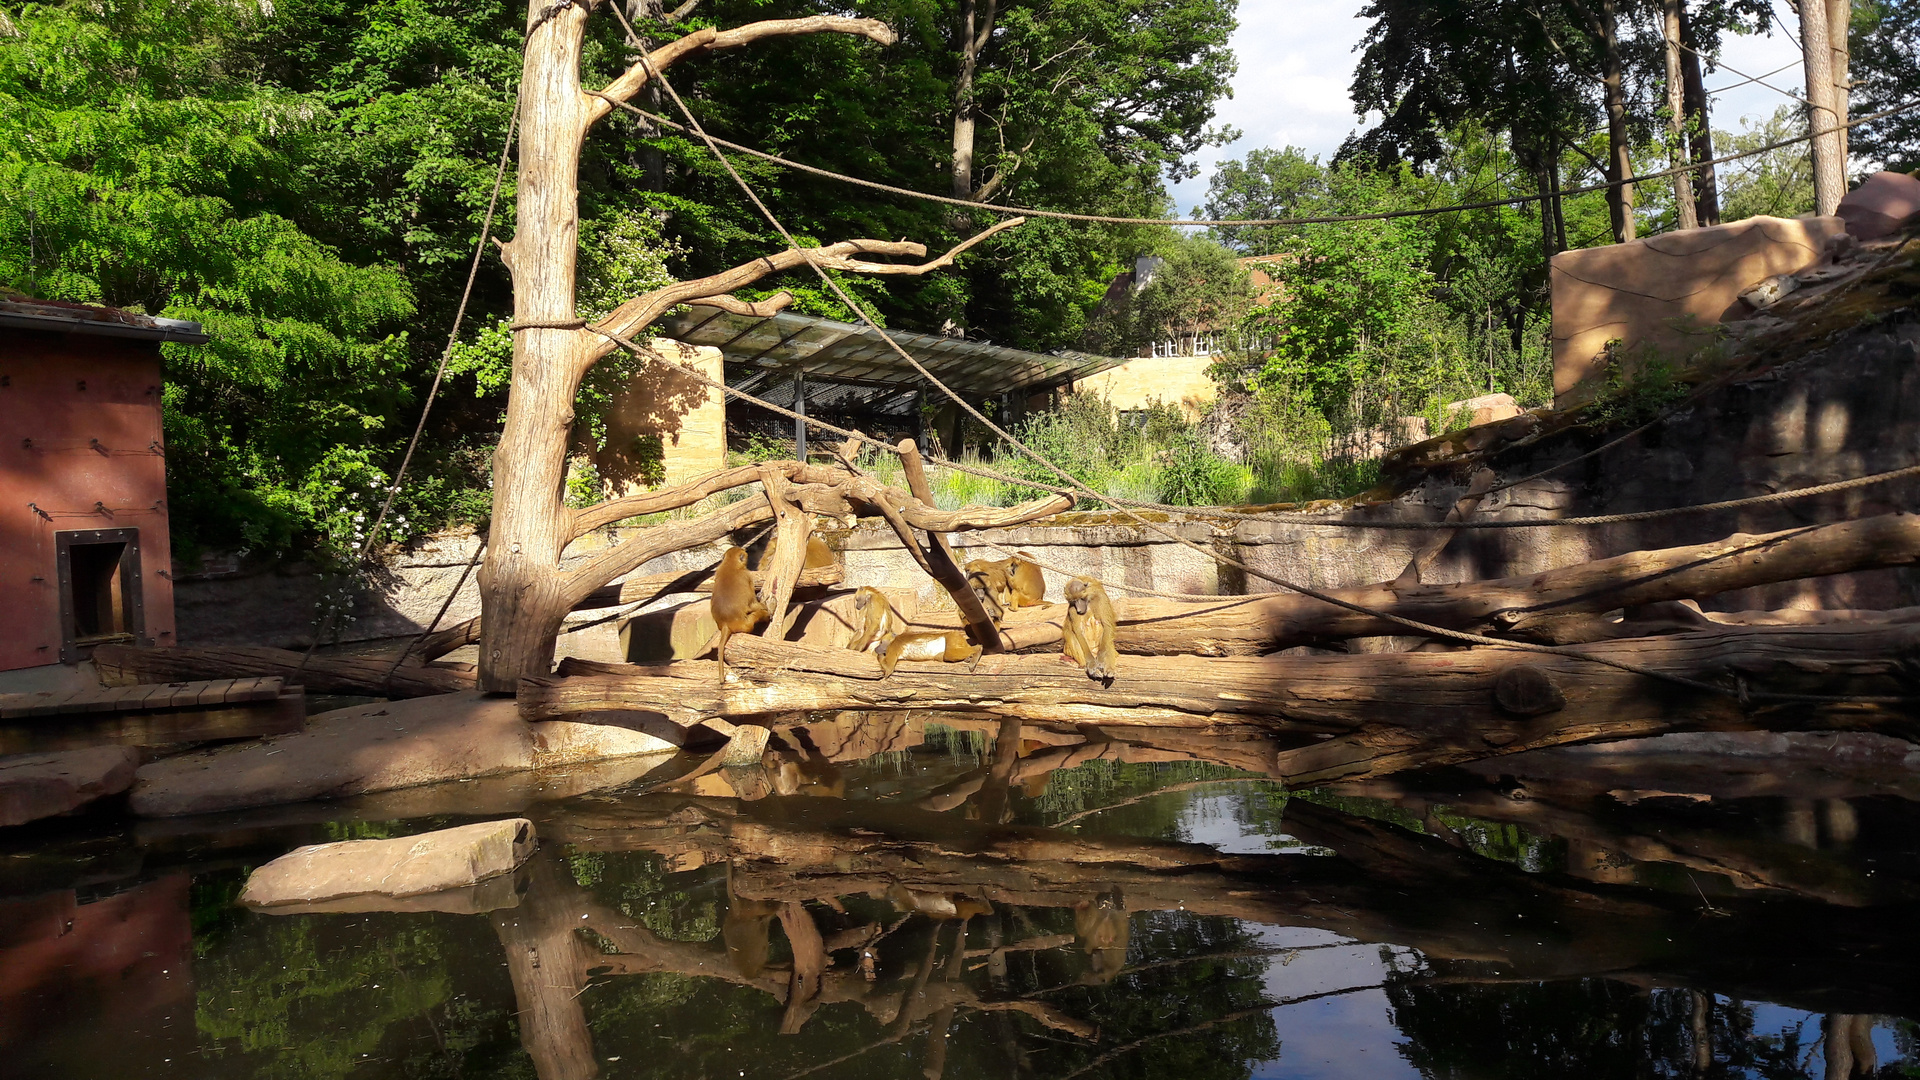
[1070,596,1088,615]
[722,546,747,568]
[854,590,871,610]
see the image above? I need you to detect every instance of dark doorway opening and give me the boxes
[57,528,145,661]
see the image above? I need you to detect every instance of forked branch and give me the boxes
[586,218,1025,359]
[590,17,897,124]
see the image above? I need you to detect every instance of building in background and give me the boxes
[0,297,202,671]
[1078,255,1284,421]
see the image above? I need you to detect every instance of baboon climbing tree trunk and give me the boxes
[479,1,1026,692]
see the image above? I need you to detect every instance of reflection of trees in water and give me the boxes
[190,879,520,1079]
[1386,972,1820,1080]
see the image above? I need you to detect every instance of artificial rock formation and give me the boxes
[1551,214,1847,405]
[0,746,138,826]
[1836,170,1920,241]
[239,817,537,909]
[129,692,676,817]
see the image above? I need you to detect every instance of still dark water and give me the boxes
[5,715,1919,1080]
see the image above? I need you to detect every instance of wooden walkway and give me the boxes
[0,677,304,754]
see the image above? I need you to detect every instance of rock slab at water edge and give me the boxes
[0,746,139,826]
[239,817,536,907]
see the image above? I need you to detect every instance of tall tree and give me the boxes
[1660,0,1700,229]
[1197,146,1328,253]
[478,2,1035,689]
[1850,0,1920,172]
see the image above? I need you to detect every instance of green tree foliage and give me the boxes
[1851,0,1920,172]
[1716,106,1815,221]
[1213,134,1552,442]
[1088,232,1254,357]
[0,0,441,557]
[0,0,1239,557]
[1198,145,1327,253]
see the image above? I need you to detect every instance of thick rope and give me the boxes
[590,88,1920,228]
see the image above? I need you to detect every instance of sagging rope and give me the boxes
[591,21,1912,704]
[590,89,1920,229]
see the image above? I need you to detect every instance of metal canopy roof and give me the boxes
[658,304,1121,402]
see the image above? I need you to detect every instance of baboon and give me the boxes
[710,546,770,684]
[1074,891,1130,984]
[880,630,983,676]
[846,586,905,653]
[964,558,1013,620]
[1007,551,1047,607]
[1062,575,1118,681]
[761,531,836,571]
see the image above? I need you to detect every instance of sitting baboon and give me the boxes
[1062,576,1118,681]
[710,546,770,684]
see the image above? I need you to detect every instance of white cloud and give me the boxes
[1171,1,1814,217]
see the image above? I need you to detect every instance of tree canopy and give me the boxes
[0,0,1238,558]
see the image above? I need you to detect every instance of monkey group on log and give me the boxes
[841,552,1119,683]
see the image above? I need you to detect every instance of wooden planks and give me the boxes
[0,678,305,755]
[0,677,285,720]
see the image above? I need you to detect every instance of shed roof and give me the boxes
[0,297,210,345]
[658,305,1121,406]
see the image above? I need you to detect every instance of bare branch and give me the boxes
[569,464,771,539]
[664,0,701,22]
[586,219,1024,359]
[590,17,896,124]
[694,291,794,318]
[562,496,772,609]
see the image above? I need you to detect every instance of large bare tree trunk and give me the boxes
[1662,0,1700,229]
[1678,2,1721,224]
[1597,0,1637,241]
[923,513,1920,656]
[479,5,1028,692]
[482,0,599,694]
[1828,0,1851,166]
[950,0,999,198]
[522,624,1920,786]
[1801,0,1846,215]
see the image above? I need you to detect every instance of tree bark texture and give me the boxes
[1662,0,1700,229]
[518,624,1920,786]
[1827,0,1851,164]
[92,644,475,698]
[950,0,999,198]
[1598,0,1638,241]
[1800,0,1846,214]
[1678,2,1721,224]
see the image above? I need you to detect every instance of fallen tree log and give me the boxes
[918,512,1920,655]
[93,645,476,698]
[518,628,1920,785]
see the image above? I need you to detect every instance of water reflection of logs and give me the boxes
[490,845,1098,1080]
[1328,773,1917,907]
[532,786,1920,1020]
[523,626,1920,785]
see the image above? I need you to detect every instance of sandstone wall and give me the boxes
[1551,215,1846,407]
[1074,353,1217,420]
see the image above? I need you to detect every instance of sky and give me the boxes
[1168,0,1813,217]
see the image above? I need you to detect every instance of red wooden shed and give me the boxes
[0,297,205,672]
